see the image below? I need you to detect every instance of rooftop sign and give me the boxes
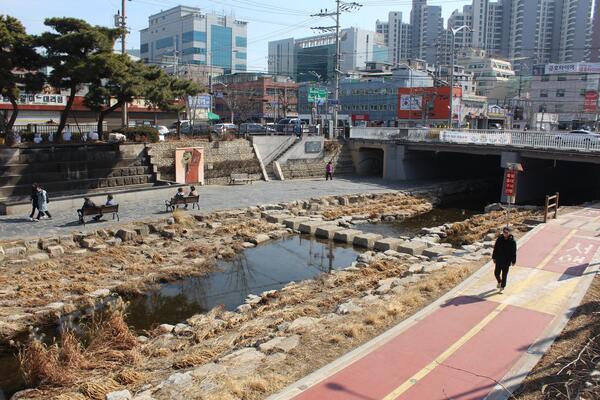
[545,63,600,75]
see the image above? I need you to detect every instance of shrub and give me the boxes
[112,127,159,143]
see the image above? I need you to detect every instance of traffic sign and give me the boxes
[328,99,340,105]
[308,88,328,103]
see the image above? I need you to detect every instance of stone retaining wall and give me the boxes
[148,139,262,185]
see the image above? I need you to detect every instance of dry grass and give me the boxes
[321,193,432,220]
[445,209,540,246]
[18,311,138,390]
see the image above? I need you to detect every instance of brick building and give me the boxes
[213,73,298,123]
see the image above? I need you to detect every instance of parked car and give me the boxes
[211,123,238,135]
[156,125,170,141]
[276,118,298,132]
[239,123,267,135]
[265,123,277,133]
[175,121,211,135]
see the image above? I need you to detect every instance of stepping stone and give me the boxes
[398,241,428,256]
[283,217,310,230]
[333,229,362,243]
[264,213,290,224]
[422,245,454,258]
[315,225,345,239]
[353,233,383,249]
[374,238,405,252]
[298,220,326,234]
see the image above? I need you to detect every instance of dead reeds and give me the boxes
[18,311,139,389]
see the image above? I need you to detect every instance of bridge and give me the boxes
[347,128,600,203]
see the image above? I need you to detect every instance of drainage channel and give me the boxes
[125,234,360,331]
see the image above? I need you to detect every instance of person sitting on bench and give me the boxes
[185,186,198,209]
[166,188,185,209]
[78,197,97,222]
[93,194,118,221]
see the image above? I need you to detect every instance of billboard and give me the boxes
[187,95,212,109]
[544,62,600,75]
[400,95,422,111]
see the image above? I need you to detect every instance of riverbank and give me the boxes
[5,187,541,399]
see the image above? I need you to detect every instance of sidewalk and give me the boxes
[268,206,600,400]
[0,178,436,241]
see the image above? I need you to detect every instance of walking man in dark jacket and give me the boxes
[492,226,517,292]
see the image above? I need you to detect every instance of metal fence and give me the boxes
[349,127,402,140]
[10,123,104,135]
[405,129,600,152]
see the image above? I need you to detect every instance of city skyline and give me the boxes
[3,0,474,72]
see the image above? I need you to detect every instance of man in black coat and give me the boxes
[492,226,517,292]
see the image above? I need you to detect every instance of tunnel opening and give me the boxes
[357,148,384,177]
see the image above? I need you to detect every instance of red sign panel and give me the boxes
[504,170,516,197]
[584,91,598,113]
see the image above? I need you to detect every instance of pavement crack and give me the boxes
[434,360,518,399]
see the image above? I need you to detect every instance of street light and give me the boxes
[449,25,472,128]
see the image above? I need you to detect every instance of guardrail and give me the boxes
[406,129,600,152]
[349,127,402,140]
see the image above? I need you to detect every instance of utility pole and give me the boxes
[449,25,471,128]
[311,1,361,138]
[115,0,130,128]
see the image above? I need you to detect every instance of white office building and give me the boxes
[140,6,248,74]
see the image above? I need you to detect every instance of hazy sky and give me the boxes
[4,0,471,72]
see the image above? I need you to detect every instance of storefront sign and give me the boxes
[544,62,600,75]
[1,93,67,106]
[504,169,516,197]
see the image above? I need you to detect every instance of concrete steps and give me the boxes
[0,143,156,200]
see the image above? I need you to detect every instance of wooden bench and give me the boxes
[77,204,119,225]
[229,173,255,185]
[165,195,200,212]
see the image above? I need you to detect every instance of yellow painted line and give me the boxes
[535,229,576,270]
[381,229,578,399]
[381,302,508,400]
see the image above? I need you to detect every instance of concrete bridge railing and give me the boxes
[350,127,600,153]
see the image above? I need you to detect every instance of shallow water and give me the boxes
[355,206,479,238]
[125,235,361,331]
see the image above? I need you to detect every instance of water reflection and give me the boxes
[125,235,360,331]
[355,206,480,238]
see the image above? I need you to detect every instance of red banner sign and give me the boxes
[584,91,598,113]
[504,170,516,197]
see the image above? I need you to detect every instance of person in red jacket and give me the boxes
[492,226,517,293]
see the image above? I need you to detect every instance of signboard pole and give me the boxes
[503,163,523,228]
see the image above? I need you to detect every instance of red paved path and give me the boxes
[284,209,600,400]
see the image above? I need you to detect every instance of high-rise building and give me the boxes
[140,6,248,75]
[383,12,413,66]
[591,0,600,61]
[447,6,473,48]
[267,28,388,82]
[556,0,593,63]
[420,5,444,65]
[376,19,389,46]
[410,0,426,59]
[485,1,505,56]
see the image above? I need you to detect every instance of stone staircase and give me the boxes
[279,144,355,180]
[0,143,156,200]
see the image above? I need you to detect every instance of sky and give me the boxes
[4,0,472,72]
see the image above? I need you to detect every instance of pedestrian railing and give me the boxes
[349,127,402,140]
[405,129,600,152]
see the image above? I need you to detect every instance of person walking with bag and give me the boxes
[35,185,52,220]
[28,183,39,222]
[492,226,517,293]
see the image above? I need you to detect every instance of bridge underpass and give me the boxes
[350,140,600,205]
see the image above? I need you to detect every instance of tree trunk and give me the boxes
[6,95,19,133]
[98,99,123,140]
[57,84,77,137]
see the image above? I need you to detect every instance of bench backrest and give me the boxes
[230,173,250,179]
[171,195,199,205]
[82,204,119,215]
